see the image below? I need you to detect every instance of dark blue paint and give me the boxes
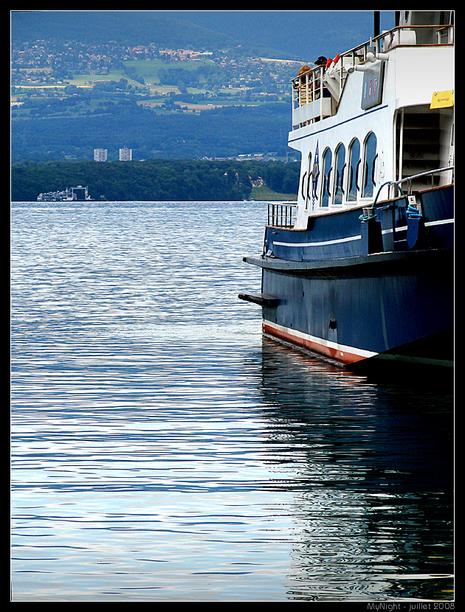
[265,185,453,262]
[260,185,454,362]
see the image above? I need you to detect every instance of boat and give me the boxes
[36,185,92,202]
[240,10,454,369]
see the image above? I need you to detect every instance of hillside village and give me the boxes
[12,38,303,110]
[11,11,389,162]
[11,36,305,162]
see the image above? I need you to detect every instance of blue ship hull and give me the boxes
[243,185,453,367]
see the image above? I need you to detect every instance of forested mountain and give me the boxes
[183,11,395,60]
[12,103,292,162]
[12,12,245,52]
[12,11,394,60]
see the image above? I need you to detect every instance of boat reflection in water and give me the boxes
[258,337,453,601]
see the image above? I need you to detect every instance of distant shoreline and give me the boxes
[12,159,299,203]
[12,197,298,203]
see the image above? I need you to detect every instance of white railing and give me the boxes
[267,202,297,228]
[291,23,454,129]
[372,166,454,207]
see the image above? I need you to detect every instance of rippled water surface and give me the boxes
[11,201,454,602]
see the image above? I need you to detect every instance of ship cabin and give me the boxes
[280,10,454,231]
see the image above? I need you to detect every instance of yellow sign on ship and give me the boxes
[430,90,454,109]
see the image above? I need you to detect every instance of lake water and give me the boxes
[11,200,454,602]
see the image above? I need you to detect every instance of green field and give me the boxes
[69,71,126,84]
[64,58,215,90]
[147,85,180,95]
[123,58,215,84]
[250,185,297,201]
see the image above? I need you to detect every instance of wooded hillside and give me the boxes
[12,159,299,201]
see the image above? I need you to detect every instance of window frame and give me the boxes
[361,131,378,199]
[332,142,346,206]
[305,150,312,210]
[320,146,333,208]
[346,137,361,202]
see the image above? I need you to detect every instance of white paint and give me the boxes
[288,34,454,230]
[273,234,362,248]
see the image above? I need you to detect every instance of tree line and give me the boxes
[11,159,299,201]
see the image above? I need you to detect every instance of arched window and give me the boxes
[362,132,378,198]
[320,147,332,207]
[333,143,345,205]
[347,138,360,201]
[305,151,312,209]
[301,169,307,201]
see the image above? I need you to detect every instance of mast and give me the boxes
[373,11,380,37]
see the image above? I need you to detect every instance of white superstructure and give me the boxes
[289,10,454,230]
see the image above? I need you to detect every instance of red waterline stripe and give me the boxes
[263,322,370,365]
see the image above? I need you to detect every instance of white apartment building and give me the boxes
[94,148,108,162]
[119,147,133,161]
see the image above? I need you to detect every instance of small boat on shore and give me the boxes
[240,10,454,369]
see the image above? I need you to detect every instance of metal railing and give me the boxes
[267,202,297,227]
[292,66,325,108]
[372,166,454,208]
[291,23,454,125]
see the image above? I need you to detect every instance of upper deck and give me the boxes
[291,20,454,130]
